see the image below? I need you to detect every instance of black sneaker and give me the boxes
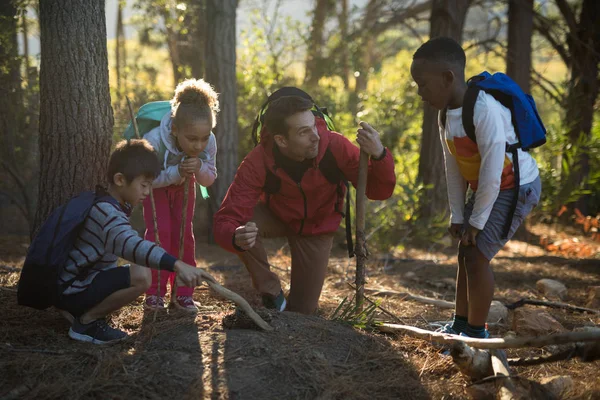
[68,318,128,345]
[261,290,287,311]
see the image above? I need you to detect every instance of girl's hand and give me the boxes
[179,158,201,178]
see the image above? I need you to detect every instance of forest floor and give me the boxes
[1,222,599,399]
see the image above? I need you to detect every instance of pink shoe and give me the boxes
[144,295,165,310]
[172,296,198,312]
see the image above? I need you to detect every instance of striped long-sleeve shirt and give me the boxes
[59,199,176,295]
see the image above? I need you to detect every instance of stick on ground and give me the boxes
[365,287,455,309]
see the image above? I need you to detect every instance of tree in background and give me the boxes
[205,0,238,212]
[535,0,600,214]
[304,0,335,87]
[34,0,113,236]
[506,0,533,92]
[417,0,471,220]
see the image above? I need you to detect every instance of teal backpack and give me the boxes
[124,101,209,199]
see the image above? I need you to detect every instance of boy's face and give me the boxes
[172,120,212,158]
[274,110,320,161]
[115,175,153,206]
[410,58,454,110]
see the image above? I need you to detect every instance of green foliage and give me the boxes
[329,295,380,329]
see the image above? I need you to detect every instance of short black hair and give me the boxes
[264,96,314,137]
[413,37,466,69]
[107,139,161,183]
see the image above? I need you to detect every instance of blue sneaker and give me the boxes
[69,318,128,345]
[262,290,287,311]
[435,323,460,335]
[459,330,490,339]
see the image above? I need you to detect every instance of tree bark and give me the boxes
[115,1,125,97]
[304,0,334,86]
[0,0,22,161]
[204,0,238,211]
[34,0,113,236]
[560,0,600,214]
[337,0,350,89]
[506,0,533,93]
[179,0,206,79]
[417,0,470,220]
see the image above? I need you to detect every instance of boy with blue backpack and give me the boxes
[18,139,215,344]
[410,37,543,338]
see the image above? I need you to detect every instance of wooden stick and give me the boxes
[377,323,600,349]
[365,287,455,309]
[207,281,273,331]
[354,150,369,309]
[505,298,600,314]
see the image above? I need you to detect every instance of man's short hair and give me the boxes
[413,37,466,69]
[264,96,314,137]
[107,139,161,183]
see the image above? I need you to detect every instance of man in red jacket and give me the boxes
[213,93,396,314]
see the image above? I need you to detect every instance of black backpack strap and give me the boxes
[462,84,480,143]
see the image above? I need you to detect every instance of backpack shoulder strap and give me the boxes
[462,84,480,143]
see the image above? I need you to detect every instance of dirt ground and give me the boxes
[1,223,599,399]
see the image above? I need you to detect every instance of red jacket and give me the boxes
[213,118,396,253]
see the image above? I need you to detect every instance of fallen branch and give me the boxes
[207,281,273,331]
[505,298,600,314]
[377,323,600,349]
[508,341,600,366]
[365,287,454,309]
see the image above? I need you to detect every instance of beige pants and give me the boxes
[237,204,334,314]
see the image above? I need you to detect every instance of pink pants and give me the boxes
[143,179,196,297]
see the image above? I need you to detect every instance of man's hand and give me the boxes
[174,261,217,287]
[356,122,385,158]
[179,157,202,178]
[448,223,464,239]
[234,221,258,250]
[460,224,480,246]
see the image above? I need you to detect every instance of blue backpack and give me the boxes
[17,190,117,310]
[444,71,546,238]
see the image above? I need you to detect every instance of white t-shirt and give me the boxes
[440,91,539,229]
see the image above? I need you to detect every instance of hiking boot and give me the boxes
[144,295,165,310]
[262,290,287,312]
[435,323,460,335]
[172,296,198,312]
[68,318,128,345]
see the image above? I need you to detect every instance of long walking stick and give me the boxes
[355,149,369,309]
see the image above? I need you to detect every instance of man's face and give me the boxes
[276,110,320,161]
[410,58,453,110]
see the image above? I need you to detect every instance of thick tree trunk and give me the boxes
[417,0,470,220]
[205,0,238,210]
[34,0,113,236]
[506,0,533,93]
[304,0,334,86]
[351,0,380,113]
[561,0,600,214]
[115,1,125,97]
[0,0,22,161]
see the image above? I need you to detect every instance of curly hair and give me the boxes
[171,78,220,129]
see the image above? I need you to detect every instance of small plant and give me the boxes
[329,295,380,329]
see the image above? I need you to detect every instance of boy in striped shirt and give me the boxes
[56,139,215,344]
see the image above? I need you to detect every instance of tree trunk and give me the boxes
[0,0,22,161]
[34,0,113,236]
[561,0,600,214]
[417,0,470,220]
[115,1,125,97]
[179,0,206,79]
[506,0,533,93]
[338,0,350,89]
[205,0,238,211]
[304,0,334,86]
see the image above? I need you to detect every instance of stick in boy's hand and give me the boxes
[234,221,258,250]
